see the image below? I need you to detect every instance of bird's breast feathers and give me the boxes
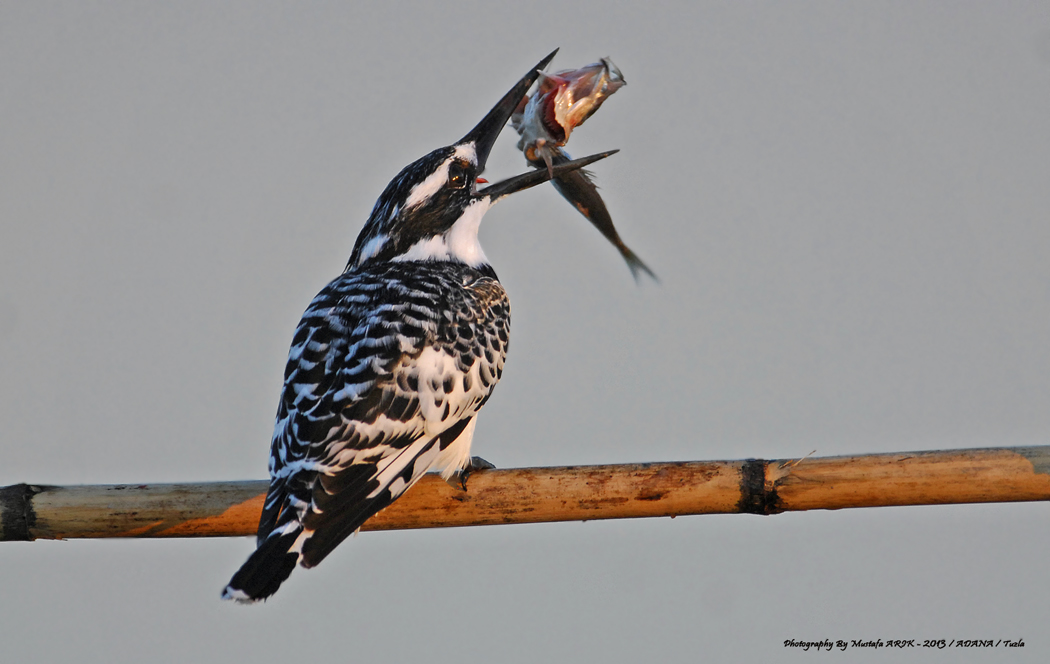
[269,261,509,481]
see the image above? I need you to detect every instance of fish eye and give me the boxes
[448,161,468,189]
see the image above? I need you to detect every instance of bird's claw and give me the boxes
[445,456,495,492]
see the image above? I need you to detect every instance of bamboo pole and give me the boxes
[2,445,1049,542]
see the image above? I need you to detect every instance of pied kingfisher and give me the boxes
[222,51,615,602]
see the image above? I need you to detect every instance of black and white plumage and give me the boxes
[222,51,615,603]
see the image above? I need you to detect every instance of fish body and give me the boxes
[512,58,655,281]
[514,57,626,169]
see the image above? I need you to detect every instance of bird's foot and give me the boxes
[445,456,495,492]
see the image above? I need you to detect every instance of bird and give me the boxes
[221,51,616,603]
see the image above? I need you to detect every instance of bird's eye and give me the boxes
[448,162,468,189]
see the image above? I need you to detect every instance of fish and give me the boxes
[512,57,656,281]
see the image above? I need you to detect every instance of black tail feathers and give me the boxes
[221,528,300,603]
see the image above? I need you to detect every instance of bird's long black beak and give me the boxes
[459,50,558,174]
[478,150,619,202]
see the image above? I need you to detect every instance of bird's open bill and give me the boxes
[459,50,558,176]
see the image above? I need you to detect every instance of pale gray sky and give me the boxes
[2,2,1048,662]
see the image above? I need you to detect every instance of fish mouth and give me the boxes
[458,50,558,175]
[478,150,618,202]
[458,51,619,202]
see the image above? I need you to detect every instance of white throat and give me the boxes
[394,198,493,267]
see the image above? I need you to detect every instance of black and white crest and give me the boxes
[222,51,615,603]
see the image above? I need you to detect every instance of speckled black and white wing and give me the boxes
[222,261,509,602]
